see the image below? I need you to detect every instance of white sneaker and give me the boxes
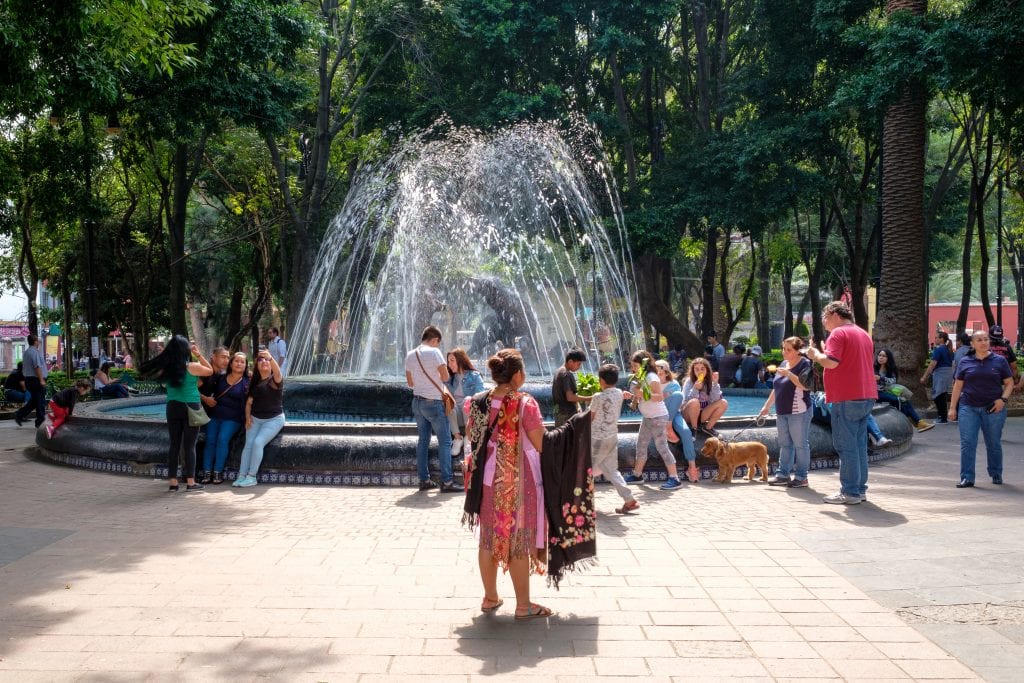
[876,437,893,448]
[868,434,878,446]
[823,492,863,505]
[451,438,463,456]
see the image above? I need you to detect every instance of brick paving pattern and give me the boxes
[0,416,1021,681]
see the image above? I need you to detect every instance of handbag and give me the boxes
[416,350,456,416]
[187,403,211,427]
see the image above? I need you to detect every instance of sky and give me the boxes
[0,290,27,321]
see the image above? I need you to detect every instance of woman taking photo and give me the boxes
[949,330,1014,488]
[140,336,214,492]
[874,348,934,432]
[759,337,814,488]
[445,348,484,459]
[463,348,551,620]
[199,352,250,485]
[234,348,284,488]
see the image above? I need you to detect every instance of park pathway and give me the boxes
[0,416,1022,681]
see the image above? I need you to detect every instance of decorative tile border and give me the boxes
[38,439,910,488]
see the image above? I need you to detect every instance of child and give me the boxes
[46,379,92,438]
[589,364,639,513]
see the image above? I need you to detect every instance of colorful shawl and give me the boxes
[541,411,596,589]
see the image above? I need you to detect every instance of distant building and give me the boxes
[928,303,1019,347]
[0,322,31,372]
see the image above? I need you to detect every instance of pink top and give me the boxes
[477,395,545,550]
[823,323,877,402]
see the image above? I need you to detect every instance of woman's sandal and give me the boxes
[480,597,503,612]
[514,603,553,620]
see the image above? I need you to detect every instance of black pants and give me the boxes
[15,377,46,427]
[166,400,200,480]
[934,392,950,419]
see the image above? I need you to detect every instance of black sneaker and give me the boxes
[419,479,438,491]
[768,476,791,486]
[186,483,205,492]
[439,481,461,493]
[699,423,720,438]
[13,415,24,427]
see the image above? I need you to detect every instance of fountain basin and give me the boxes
[35,383,915,485]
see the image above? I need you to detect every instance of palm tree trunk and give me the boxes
[873,0,928,382]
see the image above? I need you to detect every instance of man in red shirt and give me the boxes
[806,301,877,505]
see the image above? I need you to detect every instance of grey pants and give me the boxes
[592,436,635,503]
[636,415,676,469]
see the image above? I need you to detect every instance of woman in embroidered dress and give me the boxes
[464,348,552,620]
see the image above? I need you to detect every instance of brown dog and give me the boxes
[701,437,769,483]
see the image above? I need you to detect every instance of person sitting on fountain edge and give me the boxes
[405,326,459,492]
[551,348,591,427]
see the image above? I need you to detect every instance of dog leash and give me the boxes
[718,414,768,444]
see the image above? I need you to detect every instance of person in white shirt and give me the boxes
[404,326,458,492]
[267,327,288,377]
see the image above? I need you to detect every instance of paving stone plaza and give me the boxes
[1,418,1022,681]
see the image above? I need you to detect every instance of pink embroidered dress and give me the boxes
[468,390,547,573]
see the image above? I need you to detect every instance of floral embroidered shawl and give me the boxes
[541,411,596,589]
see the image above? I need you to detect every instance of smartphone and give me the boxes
[258,344,267,351]
[986,401,997,413]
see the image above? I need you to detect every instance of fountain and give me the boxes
[35,121,914,484]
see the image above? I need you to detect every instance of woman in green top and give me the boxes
[141,335,213,491]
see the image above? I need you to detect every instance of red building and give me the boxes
[928,303,1019,346]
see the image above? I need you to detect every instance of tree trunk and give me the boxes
[782,264,794,338]
[636,251,705,356]
[608,50,637,189]
[700,225,719,337]
[957,191,976,334]
[874,0,928,383]
[757,239,771,346]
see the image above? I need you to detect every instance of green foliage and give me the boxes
[628,357,651,401]
[576,371,600,397]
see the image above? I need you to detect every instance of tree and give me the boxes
[874,1,930,381]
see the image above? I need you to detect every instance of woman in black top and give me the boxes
[233,348,284,487]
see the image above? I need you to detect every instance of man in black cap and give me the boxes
[988,324,1020,390]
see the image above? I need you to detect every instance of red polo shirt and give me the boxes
[823,323,877,402]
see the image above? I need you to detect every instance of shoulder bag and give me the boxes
[416,350,456,415]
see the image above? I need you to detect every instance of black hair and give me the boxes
[421,325,442,342]
[874,347,898,380]
[139,335,191,388]
[100,361,115,373]
[732,343,745,354]
[597,363,619,386]
[488,348,524,385]
[564,348,586,364]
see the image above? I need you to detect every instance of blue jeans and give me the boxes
[866,414,883,441]
[776,410,812,479]
[5,389,28,404]
[830,399,874,497]
[878,392,921,423]
[670,415,698,463]
[238,414,285,478]
[203,418,242,472]
[412,396,453,483]
[957,404,1007,482]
